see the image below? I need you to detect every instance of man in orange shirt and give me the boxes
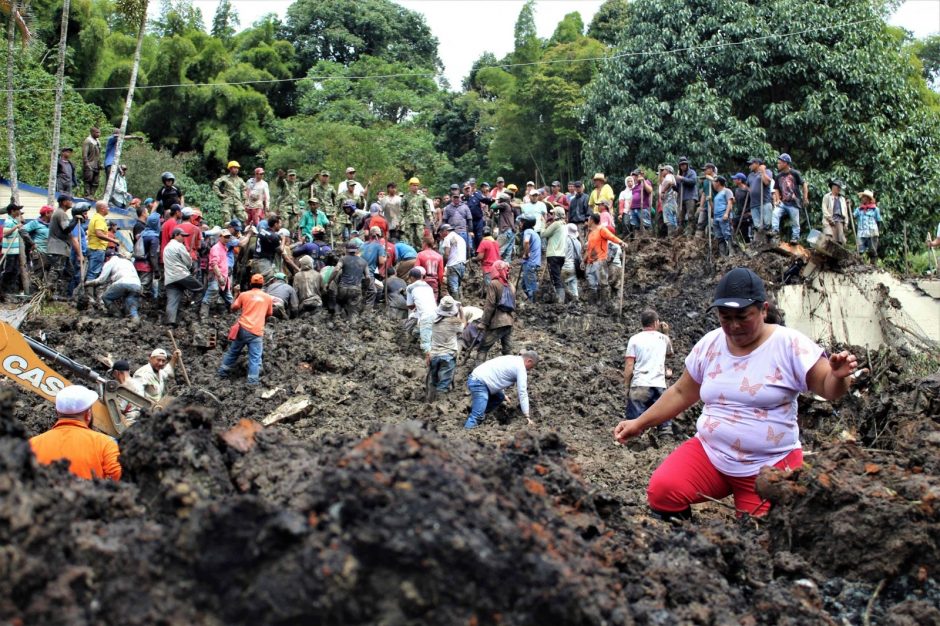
[218,273,273,386]
[29,385,121,481]
[582,213,626,305]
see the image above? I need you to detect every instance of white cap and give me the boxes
[151,348,168,358]
[277,228,291,237]
[55,385,98,415]
[346,167,356,174]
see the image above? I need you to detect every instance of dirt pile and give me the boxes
[1,236,937,624]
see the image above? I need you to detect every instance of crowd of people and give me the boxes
[13,140,868,520]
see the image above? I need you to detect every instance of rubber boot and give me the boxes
[667,225,678,238]
[555,287,565,304]
[199,303,209,318]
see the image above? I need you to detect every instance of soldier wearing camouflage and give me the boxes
[400,177,431,247]
[275,169,303,233]
[212,161,248,223]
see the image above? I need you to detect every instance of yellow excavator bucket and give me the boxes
[0,322,120,437]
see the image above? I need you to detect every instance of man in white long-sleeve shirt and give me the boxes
[464,350,539,429]
[85,251,142,321]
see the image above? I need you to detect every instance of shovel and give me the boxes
[167,329,192,387]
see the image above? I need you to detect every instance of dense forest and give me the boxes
[3,0,940,258]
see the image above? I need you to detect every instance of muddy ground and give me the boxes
[1,237,938,625]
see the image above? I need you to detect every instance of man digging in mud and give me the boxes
[614,268,859,520]
[623,309,674,441]
[133,347,181,404]
[464,350,539,430]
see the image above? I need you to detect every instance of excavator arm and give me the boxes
[0,321,152,437]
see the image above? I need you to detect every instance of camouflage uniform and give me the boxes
[274,172,302,233]
[401,192,431,247]
[212,173,248,223]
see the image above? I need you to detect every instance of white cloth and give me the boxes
[246,179,270,210]
[337,180,365,198]
[163,239,193,285]
[470,355,529,416]
[132,362,175,404]
[406,280,437,320]
[625,330,672,388]
[94,257,141,288]
[443,232,467,267]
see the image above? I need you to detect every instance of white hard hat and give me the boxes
[55,385,98,415]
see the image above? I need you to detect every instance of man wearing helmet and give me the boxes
[155,172,184,218]
[246,167,269,227]
[401,177,431,248]
[212,161,248,224]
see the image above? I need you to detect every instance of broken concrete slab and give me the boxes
[777,270,940,350]
[262,396,312,426]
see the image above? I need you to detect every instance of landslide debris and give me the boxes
[0,237,936,624]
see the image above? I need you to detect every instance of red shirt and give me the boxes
[416,248,444,294]
[369,215,389,239]
[178,221,202,259]
[160,217,177,262]
[476,238,501,275]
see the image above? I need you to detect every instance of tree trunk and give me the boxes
[102,3,147,203]
[46,0,71,204]
[6,0,19,205]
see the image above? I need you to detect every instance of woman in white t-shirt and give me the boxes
[614,268,859,519]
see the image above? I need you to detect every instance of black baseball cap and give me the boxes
[708,268,766,310]
[110,360,131,372]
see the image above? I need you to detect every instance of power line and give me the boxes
[10,17,879,93]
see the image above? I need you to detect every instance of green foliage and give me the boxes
[210,0,238,42]
[551,12,585,45]
[582,0,940,261]
[265,117,455,195]
[298,56,439,125]
[118,140,220,218]
[468,4,606,184]
[0,58,106,188]
[587,0,630,46]
[283,0,441,72]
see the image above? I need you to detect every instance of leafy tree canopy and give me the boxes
[582,0,940,255]
[283,0,441,72]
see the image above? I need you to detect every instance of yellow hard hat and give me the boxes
[227,161,241,170]
[507,183,519,192]
[408,177,420,185]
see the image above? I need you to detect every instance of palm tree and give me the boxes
[102,0,148,203]
[45,0,70,204]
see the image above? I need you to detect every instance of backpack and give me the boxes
[496,282,515,313]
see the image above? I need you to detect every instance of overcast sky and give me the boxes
[176,0,940,88]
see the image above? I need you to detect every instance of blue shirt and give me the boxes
[104,135,118,168]
[359,240,385,274]
[394,241,417,261]
[523,228,541,266]
[713,188,733,217]
[23,219,50,253]
[226,238,238,269]
[70,222,88,259]
[677,167,697,201]
[466,190,484,221]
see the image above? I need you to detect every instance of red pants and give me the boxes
[247,208,264,227]
[647,437,802,517]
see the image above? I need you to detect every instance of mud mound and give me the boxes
[757,442,940,583]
